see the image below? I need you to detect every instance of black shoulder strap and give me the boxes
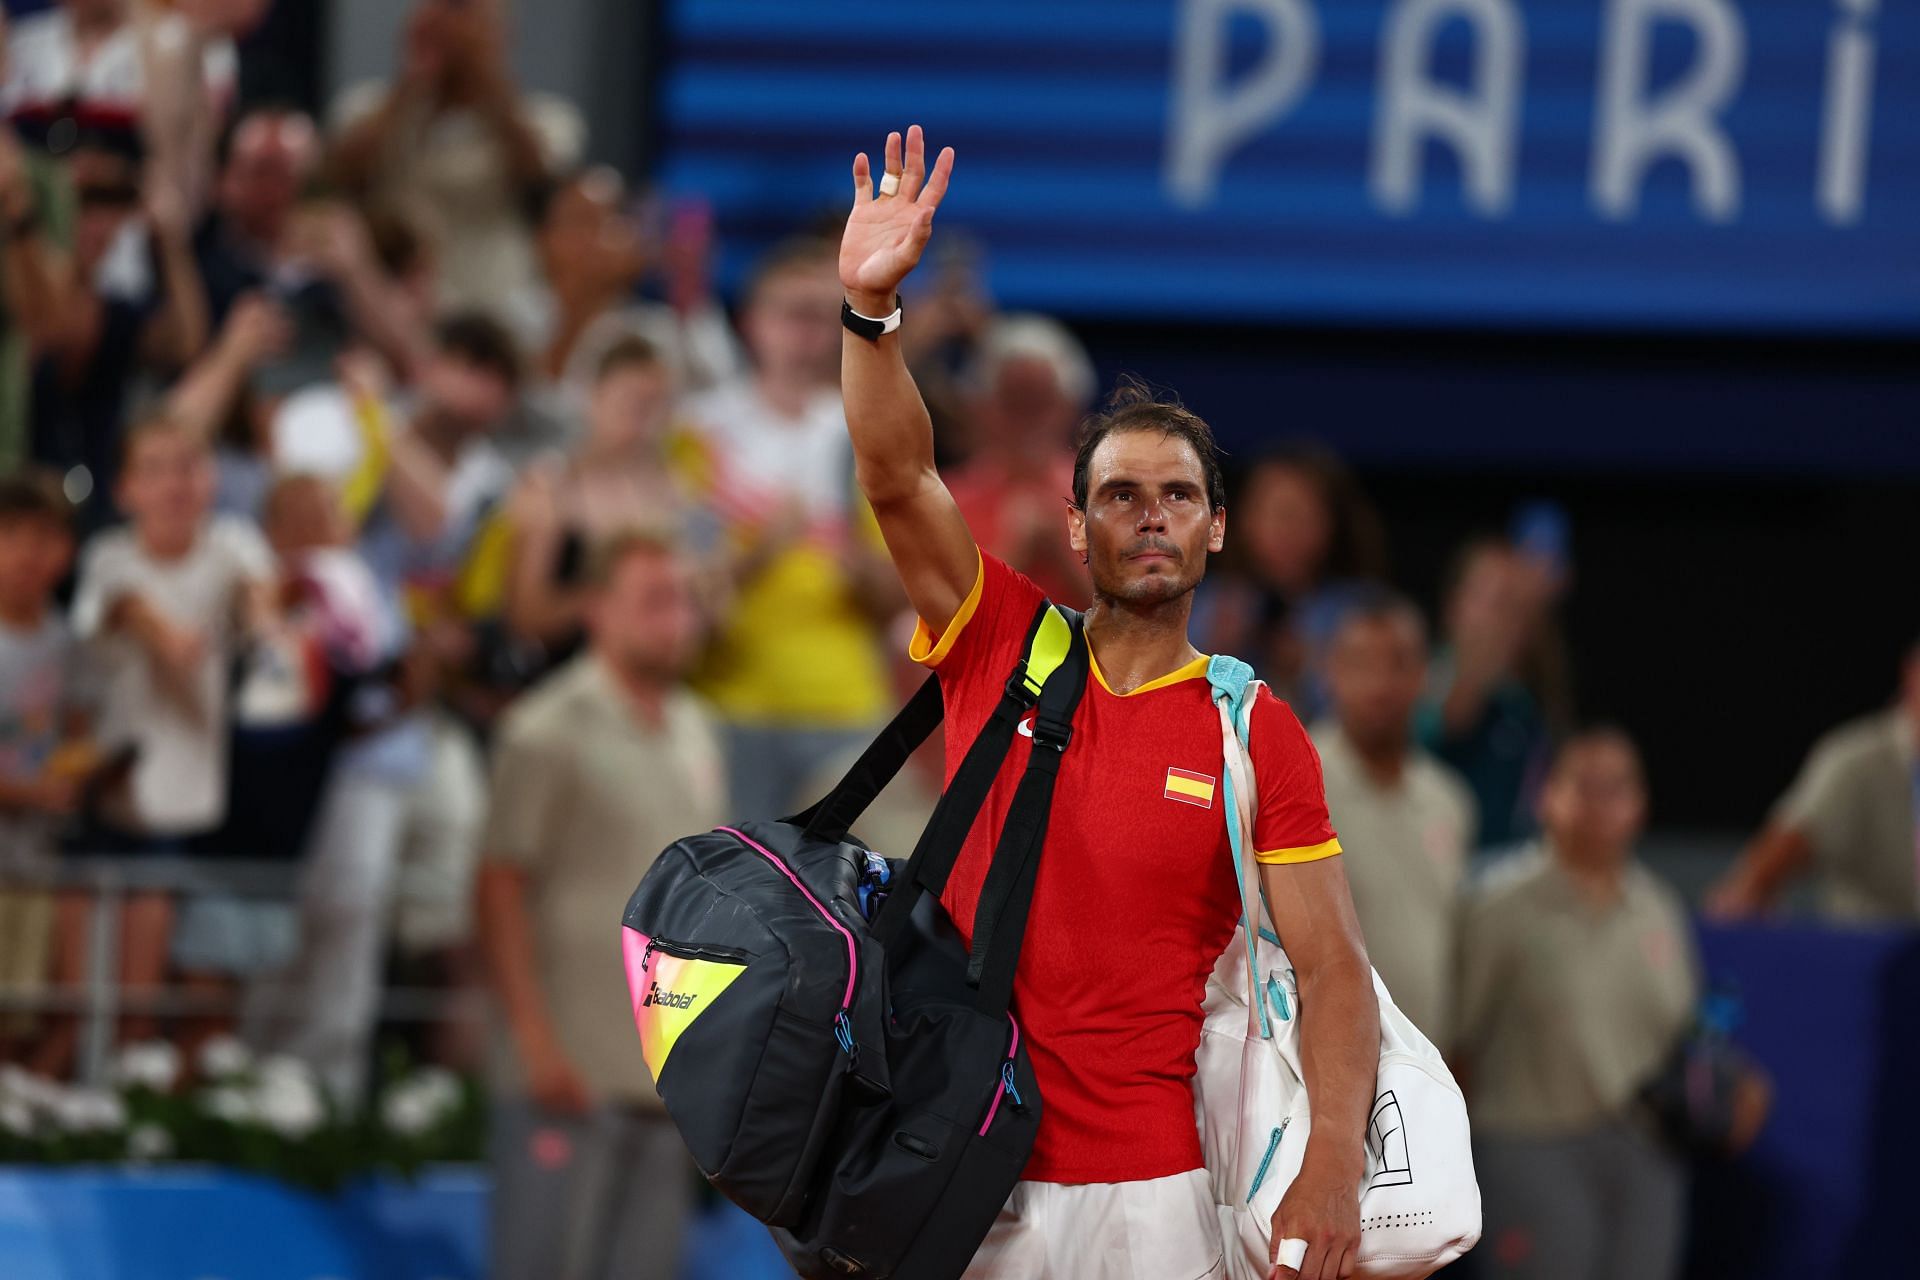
[789,675,945,846]
[964,607,1089,1017]
[868,600,1073,949]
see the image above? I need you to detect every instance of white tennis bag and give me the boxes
[1196,657,1480,1280]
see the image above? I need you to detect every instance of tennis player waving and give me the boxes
[838,126,1380,1280]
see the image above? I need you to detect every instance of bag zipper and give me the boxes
[977,1014,1024,1136]
[717,826,861,1061]
[637,937,750,969]
[1247,1117,1290,1202]
[1265,976,1292,1023]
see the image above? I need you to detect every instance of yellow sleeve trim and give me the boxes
[908,548,985,668]
[1254,838,1343,866]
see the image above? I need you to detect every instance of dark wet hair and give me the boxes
[1070,376,1226,513]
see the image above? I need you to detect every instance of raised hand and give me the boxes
[840,125,955,315]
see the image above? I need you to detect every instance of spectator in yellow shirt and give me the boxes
[681,239,900,819]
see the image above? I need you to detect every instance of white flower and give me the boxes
[380,1067,463,1138]
[198,1034,252,1080]
[126,1123,173,1161]
[111,1041,182,1093]
[1,1098,33,1136]
[254,1055,325,1138]
[412,1067,461,1109]
[202,1085,257,1126]
[53,1087,125,1133]
[380,1084,436,1138]
[0,1065,56,1110]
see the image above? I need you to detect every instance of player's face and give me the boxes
[1069,430,1224,606]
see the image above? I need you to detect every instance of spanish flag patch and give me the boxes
[1164,767,1216,809]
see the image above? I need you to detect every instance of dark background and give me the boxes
[1081,319,1920,830]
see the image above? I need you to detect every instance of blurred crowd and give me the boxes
[0,3,1914,1279]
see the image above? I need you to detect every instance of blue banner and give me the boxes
[661,0,1920,333]
[0,1169,791,1280]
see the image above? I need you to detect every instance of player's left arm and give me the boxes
[1260,855,1377,1279]
[1246,693,1377,1279]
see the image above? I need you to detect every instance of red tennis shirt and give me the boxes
[912,552,1342,1184]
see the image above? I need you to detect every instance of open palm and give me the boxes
[841,125,956,306]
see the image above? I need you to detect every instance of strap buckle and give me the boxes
[1030,713,1073,753]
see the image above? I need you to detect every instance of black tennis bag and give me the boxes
[621,601,1089,1279]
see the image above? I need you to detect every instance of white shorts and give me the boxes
[962,1168,1227,1280]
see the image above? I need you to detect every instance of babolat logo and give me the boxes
[643,982,699,1010]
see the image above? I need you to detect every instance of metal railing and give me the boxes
[0,855,481,1087]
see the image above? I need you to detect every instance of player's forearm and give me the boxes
[842,324,939,507]
[1294,951,1379,1182]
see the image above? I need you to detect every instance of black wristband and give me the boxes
[841,295,903,342]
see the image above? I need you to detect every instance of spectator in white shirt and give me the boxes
[70,412,275,1039]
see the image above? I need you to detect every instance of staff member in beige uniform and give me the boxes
[1708,639,1920,924]
[477,529,726,1280]
[1455,727,1699,1280]
[1312,589,1474,1048]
